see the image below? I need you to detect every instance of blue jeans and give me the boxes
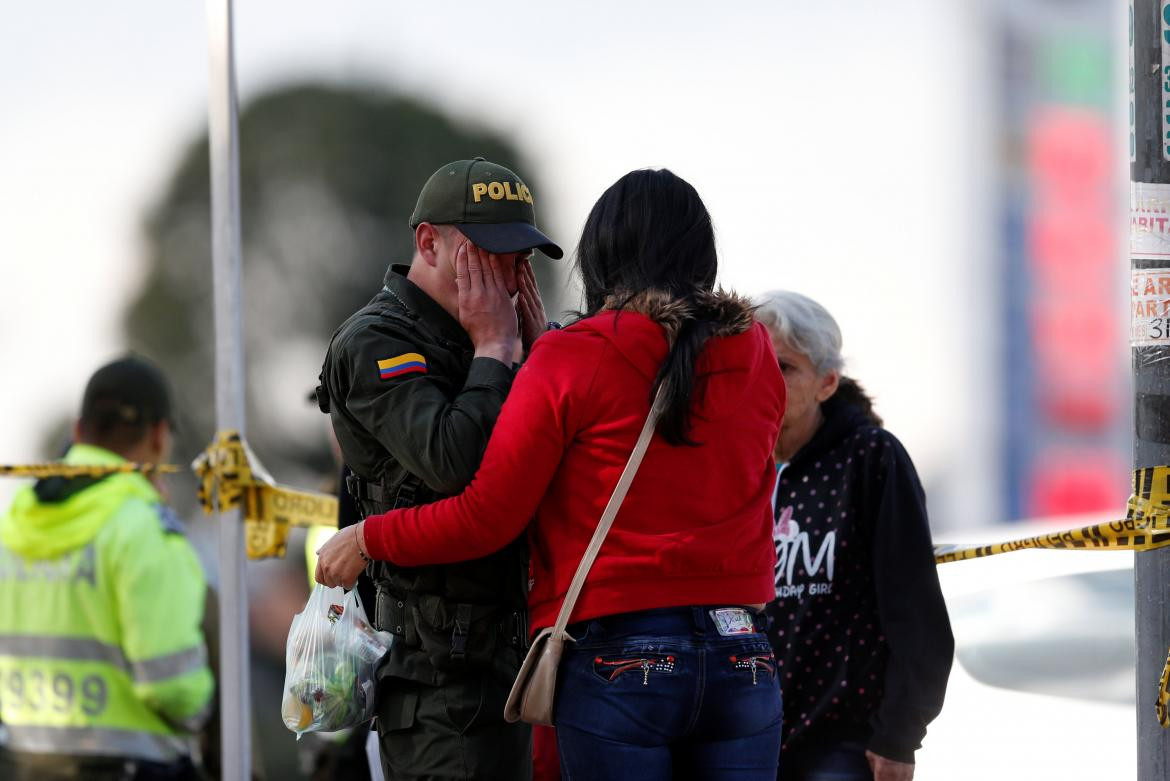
[553,606,783,781]
[783,740,872,781]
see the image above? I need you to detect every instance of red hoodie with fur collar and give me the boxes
[363,291,785,631]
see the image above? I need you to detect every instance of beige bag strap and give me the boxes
[550,384,667,636]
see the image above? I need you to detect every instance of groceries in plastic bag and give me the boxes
[281,584,392,738]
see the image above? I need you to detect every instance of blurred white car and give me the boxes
[917,516,1135,780]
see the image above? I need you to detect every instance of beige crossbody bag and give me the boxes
[503,386,666,726]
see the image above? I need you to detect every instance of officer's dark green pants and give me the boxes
[374,669,532,781]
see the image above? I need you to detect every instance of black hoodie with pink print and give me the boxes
[764,395,953,765]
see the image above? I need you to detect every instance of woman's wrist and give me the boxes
[361,513,399,562]
[354,520,372,562]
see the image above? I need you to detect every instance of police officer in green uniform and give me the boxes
[0,356,214,781]
[315,158,562,780]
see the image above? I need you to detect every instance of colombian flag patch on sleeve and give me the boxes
[378,353,427,380]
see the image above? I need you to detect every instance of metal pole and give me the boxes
[1133,2,1170,778]
[206,1,250,778]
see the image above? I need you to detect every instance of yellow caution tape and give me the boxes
[1128,465,1170,532]
[1140,472,1170,730]
[0,462,180,478]
[934,465,1170,564]
[1158,646,1170,729]
[933,517,1170,563]
[192,430,337,560]
[932,466,1170,728]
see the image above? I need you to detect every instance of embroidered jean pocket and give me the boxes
[727,649,776,685]
[592,653,678,685]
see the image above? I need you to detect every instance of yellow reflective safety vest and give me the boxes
[303,524,338,590]
[0,444,214,763]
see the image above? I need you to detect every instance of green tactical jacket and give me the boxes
[318,265,529,685]
[321,265,517,501]
[0,444,214,763]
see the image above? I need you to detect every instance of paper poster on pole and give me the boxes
[1131,182,1170,259]
[1130,183,1170,346]
[1132,268,1170,346]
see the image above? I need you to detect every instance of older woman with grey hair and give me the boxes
[755,291,953,781]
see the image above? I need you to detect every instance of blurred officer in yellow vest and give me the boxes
[0,355,214,781]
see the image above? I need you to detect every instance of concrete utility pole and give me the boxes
[206,0,251,778]
[1132,2,1170,778]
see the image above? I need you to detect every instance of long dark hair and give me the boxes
[575,168,719,446]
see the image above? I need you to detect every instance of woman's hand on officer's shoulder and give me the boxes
[314,521,369,588]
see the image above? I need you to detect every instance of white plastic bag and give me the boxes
[281,584,393,738]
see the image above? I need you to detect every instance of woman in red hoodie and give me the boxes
[317,169,786,780]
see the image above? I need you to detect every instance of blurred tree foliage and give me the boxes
[125,83,556,481]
